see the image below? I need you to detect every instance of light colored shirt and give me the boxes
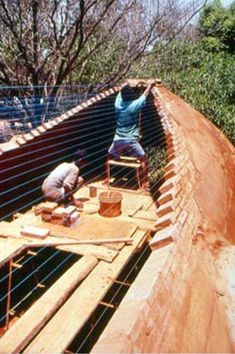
[113,92,146,141]
[42,162,79,195]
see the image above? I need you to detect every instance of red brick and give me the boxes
[166,156,187,171]
[150,228,174,250]
[164,169,177,180]
[54,116,64,123]
[41,202,58,212]
[157,200,174,217]
[70,211,80,224]
[49,120,57,127]
[167,151,178,160]
[42,122,52,130]
[23,133,34,141]
[157,190,175,206]
[63,205,77,216]
[167,146,176,156]
[36,125,46,133]
[0,142,17,152]
[159,176,179,194]
[155,212,174,231]
[31,129,40,137]
[15,136,27,145]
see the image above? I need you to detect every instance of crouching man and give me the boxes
[42,150,86,206]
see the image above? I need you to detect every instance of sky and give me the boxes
[221,0,234,5]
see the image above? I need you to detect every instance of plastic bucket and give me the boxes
[99,191,122,217]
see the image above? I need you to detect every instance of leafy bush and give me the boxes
[133,39,235,145]
[162,44,235,144]
[146,146,167,186]
[132,1,235,145]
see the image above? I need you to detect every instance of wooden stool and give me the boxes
[107,156,141,188]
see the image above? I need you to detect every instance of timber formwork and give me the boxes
[0,80,234,353]
[0,182,157,353]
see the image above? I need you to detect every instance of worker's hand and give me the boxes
[147,79,156,88]
[136,80,147,87]
[126,79,137,87]
[77,176,84,188]
[121,81,128,88]
[73,199,84,208]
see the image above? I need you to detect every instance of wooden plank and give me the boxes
[128,204,143,217]
[24,228,147,353]
[119,156,140,162]
[55,244,117,263]
[0,221,21,239]
[0,239,25,267]
[27,237,133,247]
[133,210,157,221]
[108,159,140,168]
[26,235,119,263]
[0,233,117,264]
[0,255,98,354]
[0,222,118,263]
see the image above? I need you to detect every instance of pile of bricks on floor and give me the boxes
[34,202,80,227]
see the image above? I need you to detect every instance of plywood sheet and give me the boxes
[10,213,137,250]
[0,221,118,263]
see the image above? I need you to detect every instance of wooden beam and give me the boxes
[53,245,118,262]
[28,237,133,247]
[0,235,118,265]
[0,239,26,268]
[0,255,98,354]
[5,260,13,331]
[54,244,118,263]
[24,229,147,353]
[108,159,141,168]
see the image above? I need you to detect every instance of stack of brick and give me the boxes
[34,202,80,227]
[51,205,80,226]
[39,202,58,222]
[149,91,200,251]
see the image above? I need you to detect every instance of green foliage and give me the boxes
[160,43,235,144]
[199,0,235,52]
[132,1,235,145]
[145,146,167,186]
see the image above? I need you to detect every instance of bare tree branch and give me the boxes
[0,0,208,92]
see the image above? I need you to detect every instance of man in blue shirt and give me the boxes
[105,80,155,191]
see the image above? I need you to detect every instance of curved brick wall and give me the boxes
[92,85,235,353]
[1,83,234,352]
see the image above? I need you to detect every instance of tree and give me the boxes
[0,0,206,128]
[199,0,235,52]
[132,1,235,144]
